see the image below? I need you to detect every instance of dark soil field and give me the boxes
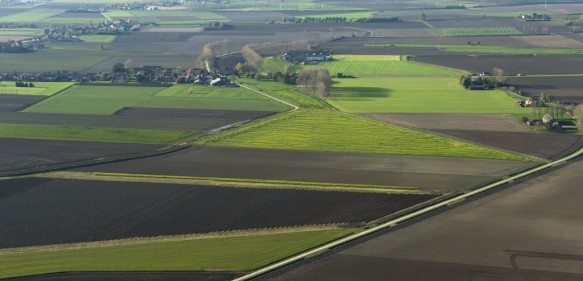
[508,76,583,104]
[0,138,159,172]
[432,129,582,160]
[0,95,46,112]
[270,159,583,280]
[0,177,437,248]
[416,55,583,75]
[77,146,533,193]
[365,113,582,160]
[0,109,274,131]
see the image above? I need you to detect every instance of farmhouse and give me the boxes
[283,52,332,63]
[521,13,551,21]
[542,114,562,130]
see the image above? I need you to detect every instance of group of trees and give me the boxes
[296,68,332,98]
[14,81,34,87]
[241,45,263,72]
[354,16,400,23]
[197,39,231,70]
[203,21,232,31]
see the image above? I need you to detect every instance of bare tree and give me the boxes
[492,67,507,85]
[574,104,583,131]
[197,39,231,70]
[242,45,263,71]
[296,68,331,97]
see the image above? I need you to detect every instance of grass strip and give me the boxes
[0,228,356,279]
[0,123,192,144]
[92,172,418,191]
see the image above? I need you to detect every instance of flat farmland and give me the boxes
[0,95,46,112]
[0,138,159,172]
[23,85,289,114]
[416,55,583,75]
[0,49,110,72]
[507,76,583,104]
[79,146,534,192]
[294,55,464,77]
[327,77,525,113]
[0,8,64,22]
[198,110,532,161]
[365,113,531,133]
[270,159,583,280]
[435,27,522,37]
[0,82,74,96]
[0,109,274,131]
[0,177,437,248]
[365,113,582,160]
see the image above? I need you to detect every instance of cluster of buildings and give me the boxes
[282,51,333,64]
[0,66,237,87]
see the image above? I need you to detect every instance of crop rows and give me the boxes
[199,110,532,161]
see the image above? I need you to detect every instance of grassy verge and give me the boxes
[0,123,192,144]
[197,110,535,161]
[0,228,355,279]
[92,172,418,191]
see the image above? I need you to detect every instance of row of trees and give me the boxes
[241,45,263,72]
[197,39,231,70]
[282,16,348,24]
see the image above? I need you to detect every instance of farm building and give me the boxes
[521,13,551,21]
[542,114,562,130]
[283,52,332,63]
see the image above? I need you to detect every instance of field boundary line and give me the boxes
[0,225,349,256]
[239,84,299,110]
[233,143,583,281]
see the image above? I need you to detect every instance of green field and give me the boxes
[0,228,353,279]
[198,110,532,161]
[327,77,526,113]
[237,78,332,109]
[291,55,465,77]
[24,85,289,114]
[0,123,190,144]
[366,44,583,55]
[0,8,64,22]
[77,35,116,43]
[0,28,44,36]
[0,82,75,96]
[156,84,266,100]
[0,49,110,72]
[435,27,522,37]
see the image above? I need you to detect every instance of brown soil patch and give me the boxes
[365,113,531,133]
[513,35,583,48]
[77,146,533,193]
